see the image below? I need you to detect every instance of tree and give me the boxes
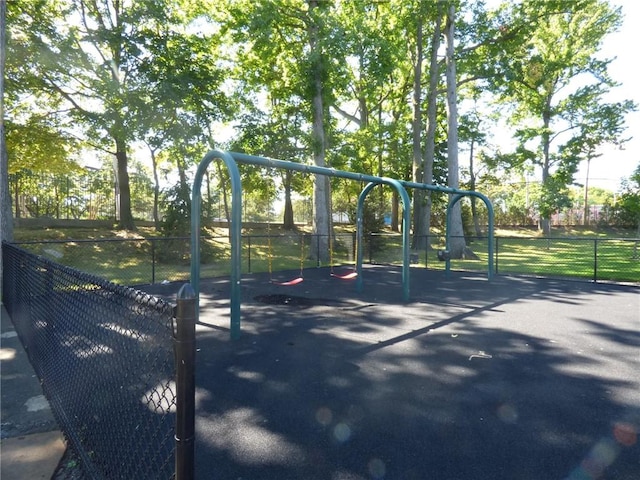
[134,8,230,231]
[7,0,219,230]
[444,3,470,259]
[459,109,489,237]
[231,104,308,229]
[490,0,634,234]
[6,116,80,174]
[1,0,12,302]
[306,0,333,261]
[222,0,341,260]
[611,164,640,236]
[417,4,444,250]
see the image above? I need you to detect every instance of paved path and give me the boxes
[145,266,640,480]
[1,304,66,480]
[4,265,637,480]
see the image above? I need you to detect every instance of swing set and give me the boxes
[267,230,305,286]
[329,231,358,280]
[266,224,357,284]
[265,184,357,284]
[190,149,495,339]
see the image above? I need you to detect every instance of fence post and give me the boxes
[495,237,499,275]
[174,283,196,480]
[316,234,320,267]
[593,238,598,283]
[424,235,429,269]
[247,236,252,274]
[151,239,156,284]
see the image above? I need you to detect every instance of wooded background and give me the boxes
[2,0,639,261]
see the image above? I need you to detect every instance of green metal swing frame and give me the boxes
[190,150,495,339]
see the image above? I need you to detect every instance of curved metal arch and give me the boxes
[190,150,243,339]
[444,193,494,280]
[355,180,412,301]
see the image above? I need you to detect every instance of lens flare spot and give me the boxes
[368,457,386,479]
[580,438,618,478]
[613,422,637,447]
[333,423,351,443]
[497,403,518,424]
[316,407,333,426]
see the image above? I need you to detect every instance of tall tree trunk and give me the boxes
[391,190,399,232]
[389,108,404,232]
[469,138,482,237]
[582,156,591,226]
[422,9,442,251]
[283,170,295,230]
[540,96,553,235]
[444,4,466,259]
[411,15,426,250]
[115,137,135,230]
[376,98,385,210]
[214,161,232,240]
[308,0,330,263]
[1,0,13,301]
[149,147,160,230]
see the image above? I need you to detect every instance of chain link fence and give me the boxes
[372,234,640,284]
[2,243,178,479]
[11,233,640,287]
[12,233,359,286]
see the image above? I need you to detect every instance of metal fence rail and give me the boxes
[12,233,360,286]
[398,235,639,284]
[12,233,640,286]
[2,243,178,479]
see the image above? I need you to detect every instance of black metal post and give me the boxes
[593,238,598,283]
[151,239,156,284]
[425,235,429,269]
[495,236,499,275]
[247,236,252,273]
[175,283,196,480]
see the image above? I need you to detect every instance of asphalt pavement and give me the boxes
[1,304,66,480]
[143,266,640,479]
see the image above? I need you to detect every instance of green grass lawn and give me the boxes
[366,232,639,283]
[10,225,640,285]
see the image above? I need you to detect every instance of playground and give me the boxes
[3,150,638,479]
[142,265,640,480]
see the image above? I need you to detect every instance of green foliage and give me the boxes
[157,182,222,264]
[5,117,80,175]
[608,164,640,230]
[159,183,191,236]
[486,0,634,225]
[4,0,635,240]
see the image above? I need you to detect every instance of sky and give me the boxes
[574,0,640,190]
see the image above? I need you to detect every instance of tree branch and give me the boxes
[331,103,361,127]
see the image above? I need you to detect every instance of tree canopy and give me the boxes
[3,0,635,246]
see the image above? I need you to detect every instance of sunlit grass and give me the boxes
[365,234,639,283]
[13,225,640,285]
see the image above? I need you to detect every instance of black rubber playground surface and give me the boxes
[142,265,639,480]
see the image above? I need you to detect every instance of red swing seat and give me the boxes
[330,271,358,280]
[270,276,304,286]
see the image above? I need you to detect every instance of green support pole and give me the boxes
[444,193,494,280]
[356,181,411,301]
[191,150,243,339]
